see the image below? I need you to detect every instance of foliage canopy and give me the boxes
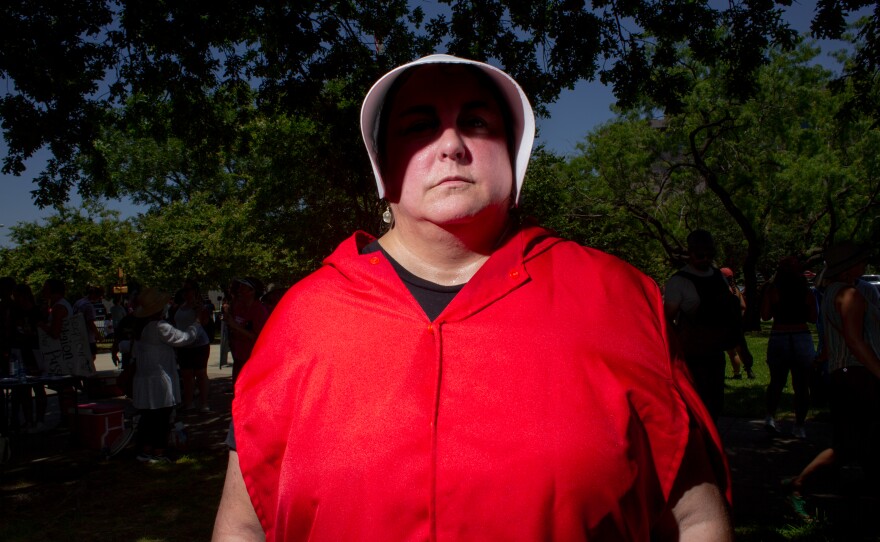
[0,1,877,296]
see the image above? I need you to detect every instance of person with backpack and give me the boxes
[664,230,743,420]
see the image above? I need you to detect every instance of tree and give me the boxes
[812,0,880,127]
[563,115,704,281]
[129,193,283,291]
[2,0,804,209]
[3,1,875,297]
[566,39,879,324]
[0,202,136,297]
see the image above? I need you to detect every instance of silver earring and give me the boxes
[382,206,393,224]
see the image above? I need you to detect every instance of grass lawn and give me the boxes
[724,325,829,422]
[726,326,880,541]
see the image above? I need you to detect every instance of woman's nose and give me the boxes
[438,127,466,160]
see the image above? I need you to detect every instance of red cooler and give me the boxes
[71,402,126,450]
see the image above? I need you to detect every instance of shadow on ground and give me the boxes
[1,376,234,542]
[3,374,880,540]
[720,415,880,540]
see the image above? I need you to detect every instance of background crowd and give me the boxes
[0,275,285,464]
[664,231,880,520]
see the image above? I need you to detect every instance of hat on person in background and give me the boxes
[824,242,869,278]
[134,288,171,318]
[234,277,265,298]
[360,54,536,205]
[720,267,734,279]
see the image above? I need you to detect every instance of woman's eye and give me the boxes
[401,119,437,134]
[464,117,488,128]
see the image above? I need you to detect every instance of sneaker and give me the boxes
[148,455,172,464]
[136,453,155,462]
[787,492,812,520]
[746,368,756,379]
[765,416,780,434]
[199,406,212,413]
[792,425,807,439]
[732,373,743,380]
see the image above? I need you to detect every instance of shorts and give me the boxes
[830,366,880,462]
[177,344,210,371]
[766,331,815,371]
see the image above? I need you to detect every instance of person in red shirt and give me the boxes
[223,277,269,383]
[214,55,732,541]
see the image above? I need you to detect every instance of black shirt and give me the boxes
[362,240,464,321]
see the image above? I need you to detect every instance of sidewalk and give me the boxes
[92,345,233,379]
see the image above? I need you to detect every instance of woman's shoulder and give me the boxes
[541,239,659,289]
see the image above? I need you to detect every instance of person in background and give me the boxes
[167,289,185,325]
[786,243,880,517]
[0,277,16,432]
[128,287,209,463]
[218,293,231,370]
[215,54,731,541]
[664,230,742,420]
[72,285,102,361]
[260,285,288,315]
[109,294,128,339]
[174,279,212,413]
[0,277,16,364]
[10,283,48,432]
[223,277,268,383]
[39,279,71,342]
[856,274,880,311]
[111,297,138,370]
[38,279,76,425]
[720,267,755,380]
[760,256,817,439]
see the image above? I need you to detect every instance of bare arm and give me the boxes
[225,317,260,342]
[213,451,264,541]
[653,427,733,541]
[734,288,746,315]
[40,304,68,340]
[222,304,261,342]
[86,318,99,339]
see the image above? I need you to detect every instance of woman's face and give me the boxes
[236,284,255,301]
[381,65,513,230]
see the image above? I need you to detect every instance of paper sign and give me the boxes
[38,313,96,376]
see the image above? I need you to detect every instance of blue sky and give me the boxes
[0,1,856,246]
